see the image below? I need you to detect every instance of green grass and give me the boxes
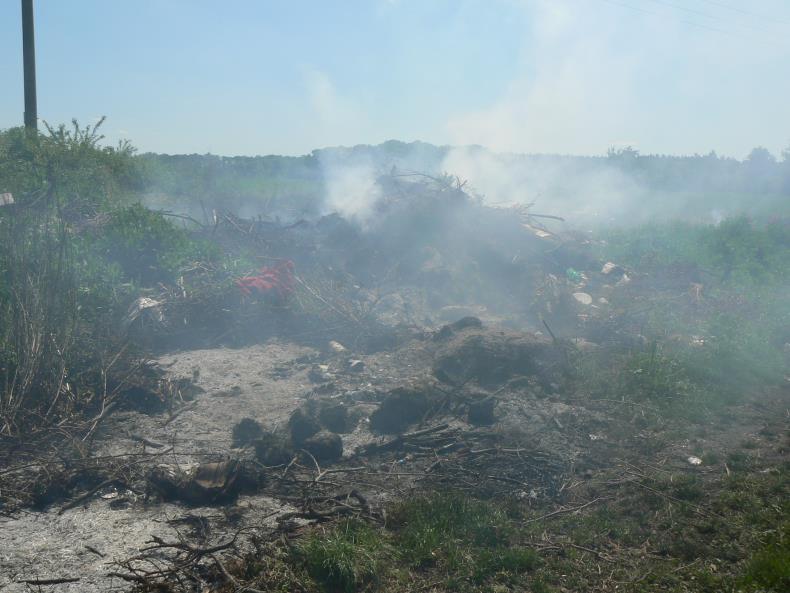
[297,520,385,592]
[229,458,787,593]
[740,522,790,592]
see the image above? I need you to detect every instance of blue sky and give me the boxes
[1,0,789,157]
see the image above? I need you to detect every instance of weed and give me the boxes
[740,522,790,591]
[389,493,510,568]
[297,520,384,592]
[670,475,705,502]
[470,548,539,583]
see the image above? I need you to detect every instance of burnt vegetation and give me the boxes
[0,123,788,592]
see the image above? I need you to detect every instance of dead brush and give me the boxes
[0,192,77,437]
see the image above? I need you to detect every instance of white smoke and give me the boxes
[317,151,382,225]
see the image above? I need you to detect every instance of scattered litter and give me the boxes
[124,297,165,327]
[0,192,14,206]
[601,261,618,274]
[235,260,295,301]
[687,456,703,466]
[348,359,365,372]
[522,222,553,238]
[329,340,347,353]
[572,292,593,306]
[566,267,583,283]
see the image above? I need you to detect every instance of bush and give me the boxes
[0,121,146,437]
[94,203,218,285]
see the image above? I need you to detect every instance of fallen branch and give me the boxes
[18,577,81,585]
[525,497,608,524]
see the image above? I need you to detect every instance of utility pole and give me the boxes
[21,0,37,131]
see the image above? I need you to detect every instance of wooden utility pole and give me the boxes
[21,0,37,131]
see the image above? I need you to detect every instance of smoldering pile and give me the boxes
[122,171,639,355]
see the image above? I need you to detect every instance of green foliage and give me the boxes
[599,217,790,288]
[136,151,323,220]
[390,493,510,568]
[297,520,384,592]
[0,122,150,435]
[620,342,700,404]
[94,203,218,284]
[583,216,790,419]
[388,493,538,589]
[0,119,142,215]
[740,522,790,591]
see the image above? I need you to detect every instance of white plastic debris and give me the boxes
[329,340,347,353]
[616,273,631,286]
[124,297,164,327]
[687,456,703,466]
[601,261,618,274]
[598,297,609,305]
[572,292,593,306]
[0,193,14,206]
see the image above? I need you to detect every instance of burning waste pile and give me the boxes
[1,171,788,593]
[121,172,637,352]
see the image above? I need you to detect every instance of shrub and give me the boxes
[0,121,145,436]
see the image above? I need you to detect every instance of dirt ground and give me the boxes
[0,333,479,591]
[2,319,786,592]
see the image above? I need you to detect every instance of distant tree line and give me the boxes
[135,140,790,220]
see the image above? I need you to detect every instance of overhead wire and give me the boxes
[642,0,788,37]
[696,0,790,26]
[594,0,789,46]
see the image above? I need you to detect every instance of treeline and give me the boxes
[136,140,790,221]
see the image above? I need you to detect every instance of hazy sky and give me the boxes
[1,0,789,158]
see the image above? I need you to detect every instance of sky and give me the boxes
[1,0,789,158]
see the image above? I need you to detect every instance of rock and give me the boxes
[572,292,593,306]
[288,408,321,446]
[318,402,353,433]
[468,397,496,426]
[303,430,343,462]
[254,432,294,466]
[369,387,430,434]
[231,417,264,448]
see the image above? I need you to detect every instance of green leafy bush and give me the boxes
[0,122,150,436]
[94,203,218,285]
